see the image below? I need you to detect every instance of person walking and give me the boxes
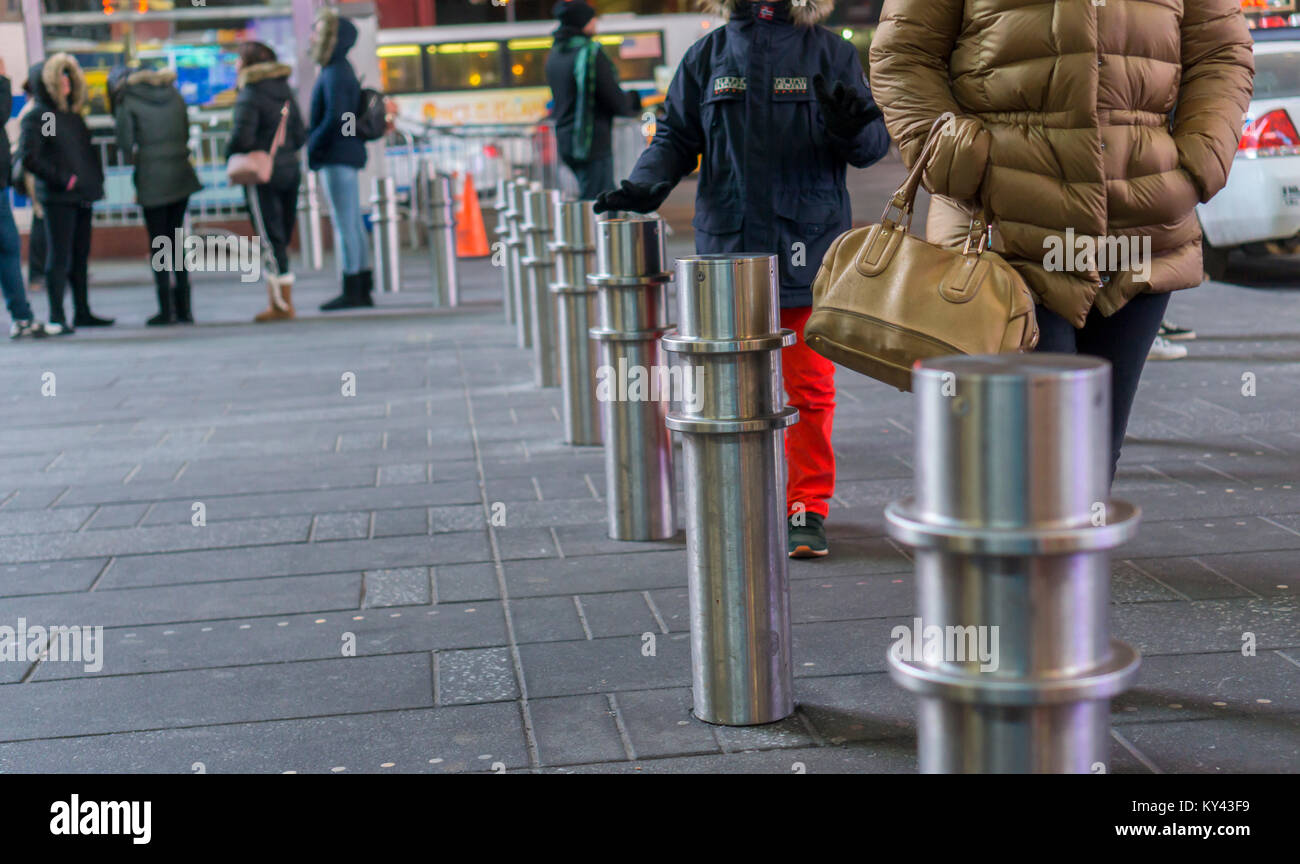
[110,65,203,326]
[19,53,111,332]
[0,66,56,338]
[545,1,637,199]
[228,42,307,322]
[595,0,891,559]
[869,0,1254,481]
[308,7,373,311]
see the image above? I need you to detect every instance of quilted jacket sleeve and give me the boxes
[868,0,990,201]
[1174,0,1255,203]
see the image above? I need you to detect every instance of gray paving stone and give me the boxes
[1116,715,1300,773]
[314,511,370,541]
[530,694,628,766]
[433,562,499,603]
[519,633,692,698]
[1113,650,1300,723]
[437,647,518,705]
[0,559,106,598]
[372,507,428,538]
[611,687,718,759]
[362,567,432,607]
[510,595,587,643]
[83,502,152,530]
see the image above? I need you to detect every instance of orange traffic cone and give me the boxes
[456,173,490,258]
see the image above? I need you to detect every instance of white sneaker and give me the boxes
[1148,335,1188,361]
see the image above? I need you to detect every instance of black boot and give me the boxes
[147,280,175,327]
[173,272,194,324]
[71,274,114,328]
[356,269,375,307]
[320,273,362,311]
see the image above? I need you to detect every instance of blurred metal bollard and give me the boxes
[492,179,516,325]
[588,215,675,540]
[520,188,560,387]
[885,354,1142,773]
[424,169,459,308]
[550,199,602,444]
[663,255,799,726]
[370,176,402,294]
[409,156,431,250]
[296,171,324,271]
[508,178,532,349]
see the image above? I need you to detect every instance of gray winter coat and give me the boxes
[112,68,202,208]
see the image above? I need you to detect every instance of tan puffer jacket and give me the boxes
[869,0,1254,327]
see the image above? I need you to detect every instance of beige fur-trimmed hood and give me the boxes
[697,0,834,27]
[39,53,88,113]
[126,67,177,87]
[237,61,292,89]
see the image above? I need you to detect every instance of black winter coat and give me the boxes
[227,62,307,187]
[19,55,104,206]
[545,27,634,163]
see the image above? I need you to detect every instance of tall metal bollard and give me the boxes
[296,171,323,271]
[587,215,675,540]
[885,354,1142,773]
[371,176,402,294]
[520,188,560,387]
[507,178,532,349]
[424,170,459,308]
[664,255,799,726]
[549,199,602,445]
[409,156,431,250]
[492,179,516,325]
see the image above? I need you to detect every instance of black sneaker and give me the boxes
[788,512,829,559]
[1158,320,1196,341]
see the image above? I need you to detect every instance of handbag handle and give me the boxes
[881,111,992,255]
[268,102,289,159]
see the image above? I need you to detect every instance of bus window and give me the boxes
[596,32,664,83]
[378,45,424,95]
[428,41,503,91]
[506,37,552,87]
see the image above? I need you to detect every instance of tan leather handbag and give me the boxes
[807,113,1038,392]
[226,102,289,187]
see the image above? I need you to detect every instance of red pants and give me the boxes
[780,306,835,518]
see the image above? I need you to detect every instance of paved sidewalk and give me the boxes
[0,196,1297,773]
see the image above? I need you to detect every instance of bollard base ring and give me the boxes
[888,639,1141,705]
[661,329,796,355]
[884,499,1141,556]
[550,282,598,295]
[666,407,799,434]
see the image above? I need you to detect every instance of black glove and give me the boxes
[813,73,883,140]
[594,180,673,214]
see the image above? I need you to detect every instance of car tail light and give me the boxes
[1239,108,1300,157]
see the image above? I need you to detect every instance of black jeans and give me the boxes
[564,154,614,201]
[1034,291,1171,482]
[42,202,93,325]
[245,168,300,276]
[142,197,190,295]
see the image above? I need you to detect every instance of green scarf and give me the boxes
[568,34,601,162]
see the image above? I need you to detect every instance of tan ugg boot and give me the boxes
[254,273,295,322]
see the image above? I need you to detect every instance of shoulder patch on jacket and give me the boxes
[773,76,809,94]
[712,76,747,95]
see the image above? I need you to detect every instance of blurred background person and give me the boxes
[228,42,307,322]
[545,1,639,199]
[20,53,111,333]
[308,7,373,311]
[110,65,203,326]
[0,61,54,338]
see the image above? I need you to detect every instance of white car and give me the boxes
[1195,28,1300,279]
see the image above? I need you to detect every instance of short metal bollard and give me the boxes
[424,170,459,308]
[296,171,324,271]
[885,354,1142,774]
[549,199,602,445]
[371,176,402,294]
[520,187,560,387]
[664,255,799,726]
[507,178,532,349]
[492,179,515,325]
[587,215,676,541]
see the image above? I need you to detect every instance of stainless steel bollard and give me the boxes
[409,156,431,250]
[370,176,402,294]
[587,215,675,540]
[663,255,799,726]
[508,178,532,349]
[425,170,459,308]
[550,199,602,445]
[296,171,324,271]
[492,179,515,324]
[885,354,1142,773]
[520,188,560,387]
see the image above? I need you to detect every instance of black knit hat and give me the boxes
[553,0,596,30]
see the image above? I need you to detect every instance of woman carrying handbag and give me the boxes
[227,42,307,322]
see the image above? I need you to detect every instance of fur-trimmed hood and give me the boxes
[309,8,358,66]
[697,0,834,27]
[31,53,88,113]
[237,61,293,89]
[126,67,177,88]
